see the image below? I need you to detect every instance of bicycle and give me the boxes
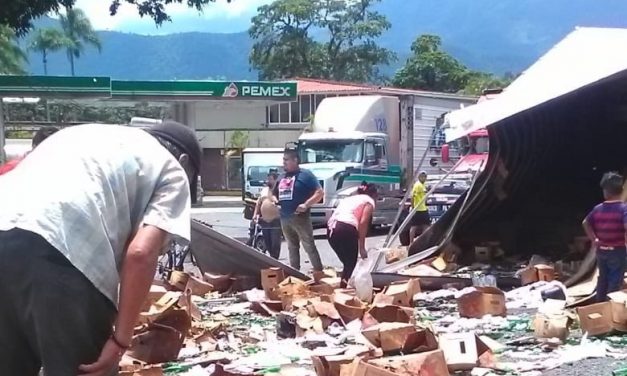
[157,241,196,280]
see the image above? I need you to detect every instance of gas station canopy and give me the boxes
[0,75,298,102]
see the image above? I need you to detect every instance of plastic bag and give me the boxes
[349,250,380,302]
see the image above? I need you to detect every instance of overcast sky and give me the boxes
[70,0,274,34]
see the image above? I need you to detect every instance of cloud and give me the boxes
[69,0,273,34]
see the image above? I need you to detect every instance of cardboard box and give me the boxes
[577,302,613,336]
[361,322,416,352]
[261,268,285,291]
[401,328,439,354]
[312,355,355,376]
[203,272,232,293]
[185,275,213,297]
[334,293,367,323]
[382,279,421,307]
[609,290,627,331]
[474,246,491,262]
[535,264,555,282]
[169,270,190,291]
[439,333,493,371]
[457,287,507,318]
[519,266,539,286]
[519,264,556,285]
[363,305,415,327]
[533,313,571,341]
[384,247,407,264]
[354,350,450,376]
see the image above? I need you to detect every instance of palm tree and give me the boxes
[28,28,68,75]
[59,8,101,76]
[0,24,27,74]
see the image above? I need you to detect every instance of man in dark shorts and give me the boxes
[410,171,431,241]
[582,172,627,302]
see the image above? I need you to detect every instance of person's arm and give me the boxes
[304,187,324,208]
[115,226,169,341]
[582,217,599,248]
[79,225,169,376]
[296,171,323,213]
[358,203,374,258]
[253,189,265,220]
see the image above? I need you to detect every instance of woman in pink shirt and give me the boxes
[327,182,377,287]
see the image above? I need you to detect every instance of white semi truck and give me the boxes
[295,95,404,226]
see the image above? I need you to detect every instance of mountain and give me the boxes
[23,0,627,80]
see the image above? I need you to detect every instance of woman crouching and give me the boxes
[327,182,377,287]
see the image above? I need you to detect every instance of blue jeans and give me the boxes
[259,218,282,260]
[596,247,626,302]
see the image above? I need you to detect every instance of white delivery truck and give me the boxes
[295,95,404,226]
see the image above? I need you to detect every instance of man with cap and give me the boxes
[410,171,431,241]
[0,121,201,376]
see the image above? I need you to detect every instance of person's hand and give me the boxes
[359,248,368,259]
[78,338,125,376]
[593,238,600,249]
[253,214,260,223]
[295,203,308,214]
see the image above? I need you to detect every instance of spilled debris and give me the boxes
[119,254,627,376]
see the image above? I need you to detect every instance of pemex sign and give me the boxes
[112,80,297,101]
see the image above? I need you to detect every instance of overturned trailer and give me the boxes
[381,27,627,291]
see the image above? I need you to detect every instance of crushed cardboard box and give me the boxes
[128,308,191,364]
[186,275,213,297]
[351,350,450,376]
[361,322,416,353]
[457,287,506,319]
[362,305,415,328]
[334,292,367,323]
[382,279,421,307]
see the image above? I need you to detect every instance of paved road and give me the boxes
[191,206,390,273]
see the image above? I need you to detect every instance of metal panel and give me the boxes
[190,219,309,282]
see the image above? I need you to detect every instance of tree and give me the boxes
[0,25,27,74]
[2,0,231,37]
[249,0,394,82]
[461,71,516,96]
[28,28,69,75]
[392,34,469,93]
[60,8,102,76]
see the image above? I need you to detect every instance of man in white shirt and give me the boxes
[0,121,201,376]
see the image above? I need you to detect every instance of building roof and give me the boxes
[295,77,378,94]
[293,77,476,100]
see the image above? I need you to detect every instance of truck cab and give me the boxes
[295,95,403,226]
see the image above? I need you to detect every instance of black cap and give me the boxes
[146,120,202,204]
[146,120,201,172]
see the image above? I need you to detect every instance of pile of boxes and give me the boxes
[256,266,514,376]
